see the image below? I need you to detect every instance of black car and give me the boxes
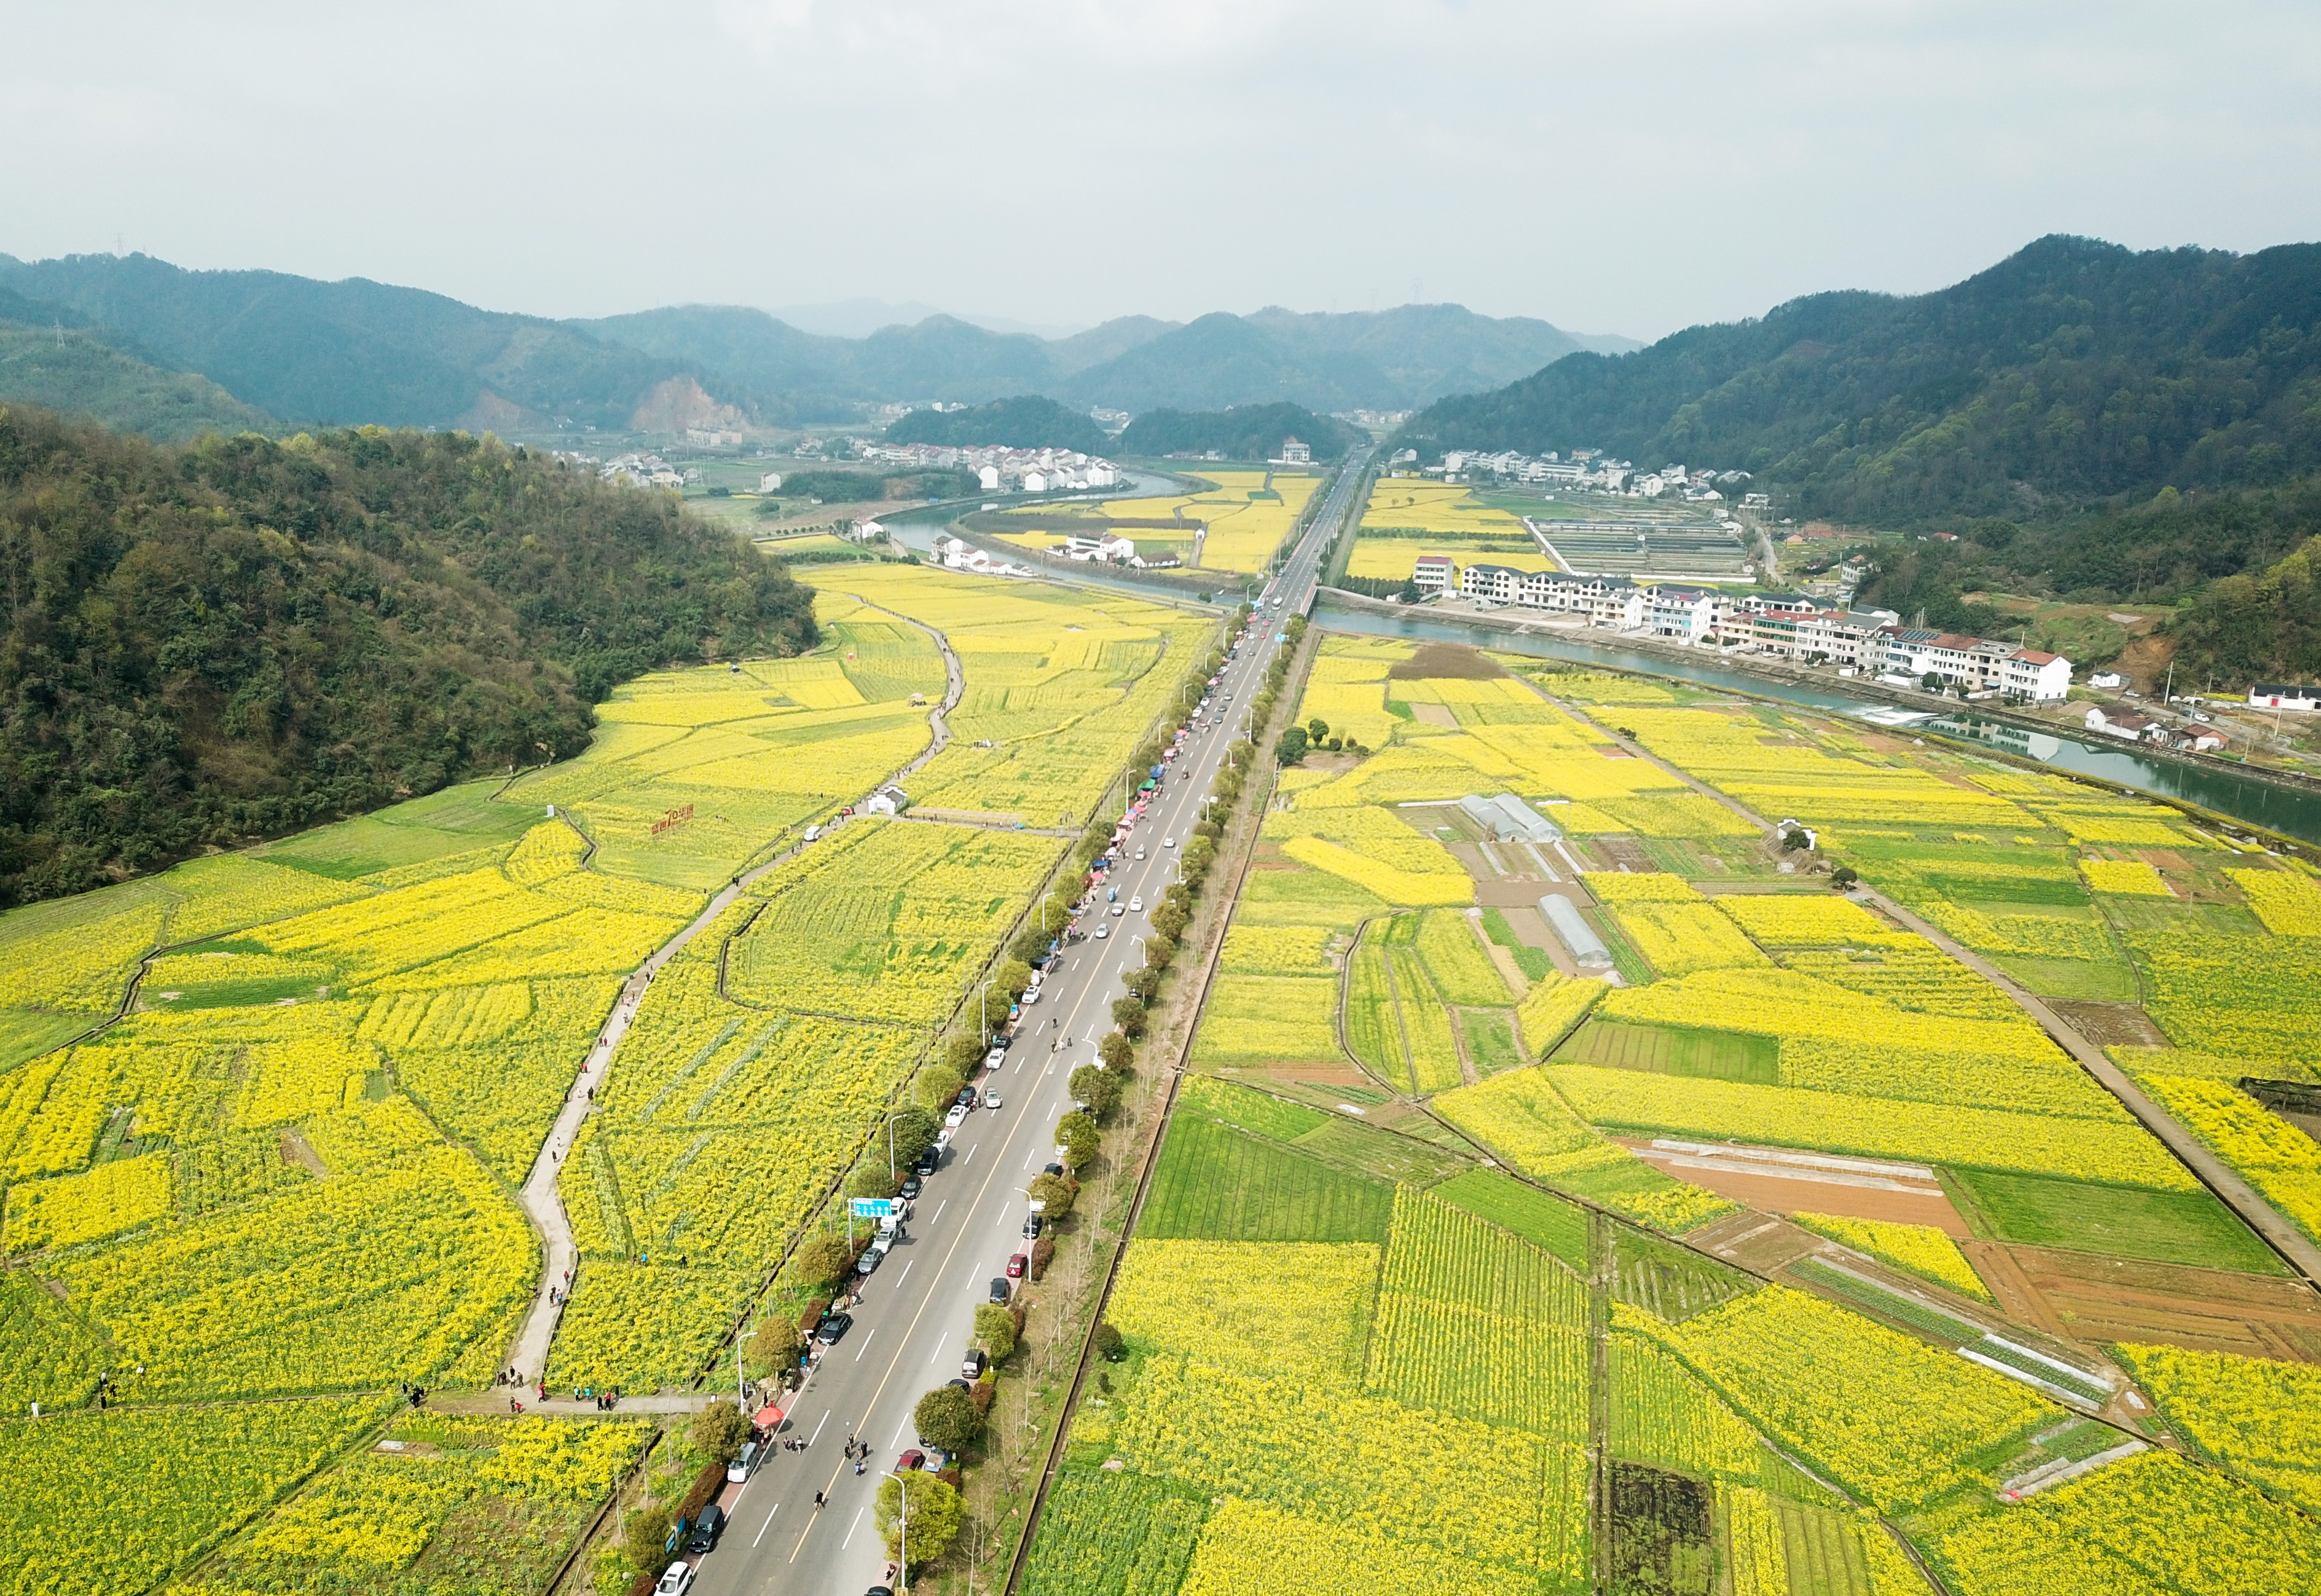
[956,1086,976,1109]
[1022,1216,1043,1239]
[899,1174,922,1200]
[687,1503,726,1553]
[914,1150,938,1179]
[988,1276,1011,1303]
[1042,1162,1063,1177]
[947,1377,972,1393]
[815,1312,854,1346]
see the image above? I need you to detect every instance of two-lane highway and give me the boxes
[688,447,1370,1596]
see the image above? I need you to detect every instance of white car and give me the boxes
[983,1088,1002,1110]
[1135,847,1147,860]
[1094,924,1109,939]
[1163,836,1176,847]
[1110,902,1126,917]
[1021,986,1040,1005]
[655,1565,694,1596]
[1129,896,1144,912]
[945,1104,968,1129]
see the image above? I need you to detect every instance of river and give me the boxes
[1311,602,2321,845]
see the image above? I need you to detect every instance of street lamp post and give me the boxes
[976,977,996,1047]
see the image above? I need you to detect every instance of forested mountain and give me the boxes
[0,253,696,432]
[1113,403,1366,462]
[0,406,817,906]
[883,395,1109,454]
[1399,236,2321,525]
[0,320,270,440]
[1056,304,1626,414]
[0,252,1629,434]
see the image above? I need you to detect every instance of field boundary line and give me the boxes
[1000,614,1321,1596]
[1534,681,2321,1290]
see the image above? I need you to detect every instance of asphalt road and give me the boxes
[683,449,1370,1596]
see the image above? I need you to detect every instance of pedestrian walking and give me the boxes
[814,1492,825,1511]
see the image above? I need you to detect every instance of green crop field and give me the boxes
[1139,1115,1394,1243]
[1948,1168,2286,1273]
[1430,1167,1591,1270]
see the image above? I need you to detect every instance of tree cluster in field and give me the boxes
[0,407,822,908]
[1277,706,1361,766]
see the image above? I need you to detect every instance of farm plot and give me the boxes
[726,818,1061,1026]
[183,1410,651,1596]
[0,1396,393,1596]
[1364,1188,1589,1437]
[1435,1066,1737,1233]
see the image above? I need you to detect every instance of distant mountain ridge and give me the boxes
[0,251,1633,436]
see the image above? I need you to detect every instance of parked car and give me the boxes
[914,1150,938,1178]
[983,1045,1007,1069]
[815,1312,854,1346]
[654,1563,694,1596]
[688,1503,726,1552]
[900,1174,922,1200]
[963,1348,987,1379]
[1042,1162,1064,1177]
[983,1088,1002,1110]
[1021,986,1040,1005]
[989,1276,1011,1303]
[726,1441,761,1483]
[897,1448,926,1472]
[945,1104,968,1130]
[1006,1251,1027,1279]
[1022,1216,1044,1239]
[856,1236,891,1275]
[956,1087,977,1109]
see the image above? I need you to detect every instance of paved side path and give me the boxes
[1536,684,2321,1291]
[504,620,971,1386]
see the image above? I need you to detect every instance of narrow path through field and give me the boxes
[1536,682,2321,1289]
[503,616,970,1385]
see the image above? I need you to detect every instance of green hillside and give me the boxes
[0,321,270,441]
[1399,235,2321,525]
[0,407,819,907]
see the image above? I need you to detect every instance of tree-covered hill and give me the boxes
[1399,235,2321,525]
[0,253,697,431]
[0,407,818,906]
[1113,403,1366,462]
[0,319,271,441]
[884,394,1109,454]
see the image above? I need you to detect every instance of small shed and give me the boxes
[866,785,909,816]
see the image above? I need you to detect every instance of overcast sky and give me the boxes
[5,1,2317,342]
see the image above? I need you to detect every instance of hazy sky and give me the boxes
[5,1,2318,341]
